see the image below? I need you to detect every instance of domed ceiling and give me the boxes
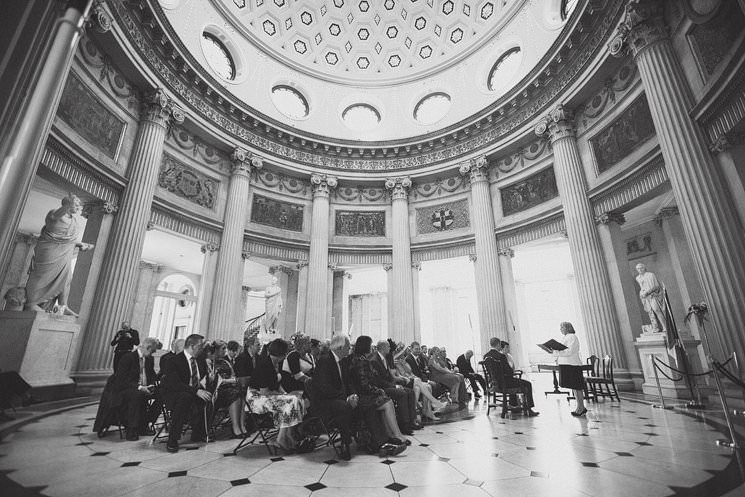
[219,0,522,85]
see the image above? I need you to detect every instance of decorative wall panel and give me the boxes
[335,211,385,237]
[500,167,558,216]
[56,73,125,159]
[250,194,304,232]
[589,95,655,173]
[687,2,744,78]
[158,155,218,209]
[415,198,470,235]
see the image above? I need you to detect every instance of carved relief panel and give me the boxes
[500,167,559,216]
[335,211,386,237]
[250,194,304,232]
[158,155,219,209]
[415,198,470,235]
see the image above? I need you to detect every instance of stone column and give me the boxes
[595,212,643,381]
[331,270,346,336]
[411,262,422,344]
[710,137,745,235]
[194,242,219,335]
[535,106,626,367]
[610,0,745,362]
[498,248,523,366]
[385,176,416,344]
[1,233,37,302]
[0,0,97,285]
[384,263,393,339]
[269,265,292,338]
[77,90,183,375]
[129,262,160,335]
[295,261,309,333]
[460,158,508,353]
[305,174,337,338]
[208,149,261,341]
[283,267,300,336]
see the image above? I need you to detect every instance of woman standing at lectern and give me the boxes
[554,322,587,417]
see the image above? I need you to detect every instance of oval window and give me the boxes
[414,92,452,125]
[271,85,310,119]
[487,47,522,92]
[201,32,236,81]
[342,103,381,131]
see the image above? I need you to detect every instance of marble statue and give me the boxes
[3,287,26,311]
[24,194,94,315]
[635,263,667,334]
[263,275,283,333]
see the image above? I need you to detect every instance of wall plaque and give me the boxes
[250,194,304,232]
[590,95,655,173]
[56,73,125,159]
[415,198,470,235]
[625,232,655,260]
[500,167,559,216]
[158,155,218,209]
[335,211,385,237]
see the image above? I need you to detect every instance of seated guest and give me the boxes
[348,336,409,456]
[112,337,159,440]
[428,346,466,409]
[391,344,445,421]
[370,340,419,434]
[226,340,241,370]
[235,336,260,388]
[405,341,431,381]
[281,335,315,393]
[212,340,246,438]
[309,338,322,362]
[441,347,458,372]
[484,337,539,416]
[161,334,211,452]
[159,338,184,379]
[247,338,305,451]
[456,350,487,399]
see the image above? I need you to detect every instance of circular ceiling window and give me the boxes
[487,47,522,92]
[414,92,452,125]
[342,103,381,132]
[201,32,235,81]
[271,85,309,119]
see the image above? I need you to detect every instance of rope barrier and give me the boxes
[714,361,745,390]
[652,357,684,382]
[652,356,716,377]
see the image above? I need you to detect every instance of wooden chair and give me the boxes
[481,357,526,418]
[586,355,620,402]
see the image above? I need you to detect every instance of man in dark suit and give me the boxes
[160,334,211,452]
[456,350,487,399]
[312,334,356,460]
[405,341,430,381]
[112,337,159,440]
[371,341,419,434]
[158,338,184,379]
[484,337,538,416]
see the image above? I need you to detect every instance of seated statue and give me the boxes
[23,194,94,315]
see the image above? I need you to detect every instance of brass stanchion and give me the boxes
[651,357,672,410]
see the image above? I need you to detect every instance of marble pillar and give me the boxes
[610,0,745,362]
[385,176,416,345]
[498,248,523,366]
[283,267,300,336]
[384,263,393,339]
[0,0,96,285]
[209,149,261,341]
[460,158,508,354]
[305,174,337,339]
[195,242,219,335]
[129,262,160,336]
[77,90,183,375]
[411,262,422,344]
[1,233,37,304]
[331,270,346,336]
[296,261,309,333]
[710,137,745,236]
[535,106,626,367]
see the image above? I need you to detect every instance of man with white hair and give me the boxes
[635,263,667,333]
[112,336,159,440]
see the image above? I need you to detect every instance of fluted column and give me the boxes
[710,136,745,238]
[385,177,415,344]
[195,242,219,335]
[305,174,337,338]
[459,157,508,354]
[498,248,522,366]
[609,0,745,362]
[0,0,97,285]
[411,262,422,343]
[78,89,184,374]
[296,261,309,333]
[535,106,626,367]
[209,148,261,341]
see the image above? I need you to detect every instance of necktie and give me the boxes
[189,356,199,387]
[139,356,146,386]
[336,359,344,389]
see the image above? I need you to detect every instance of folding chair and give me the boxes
[233,396,278,455]
[303,378,341,454]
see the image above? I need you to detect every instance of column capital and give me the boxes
[86,0,112,34]
[310,174,338,197]
[146,221,155,231]
[534,105,575,142]
[241,251,250,260]
[458,156,489,184]
[328,263,339,271]
[385,176,412,200]
[139,261,162,272]
[594,211,626,226]
[230,147,263,176]
[344,271,353,279]
[411,261,422,271]
[497,247,515,258]
[654,206,680,225]
[82,200,118,218]
[710,134,731,154]
[468,253,477,262]
[269,265,294,276]
[200,241,219,254]
[141,89,185,129]
[296,260,309,270]
[383,263,393,272]
[608,0,667,59]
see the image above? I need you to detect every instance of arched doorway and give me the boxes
[149,273,198,346]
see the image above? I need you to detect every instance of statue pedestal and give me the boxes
[0,311,81,400]
[634,332,703,400]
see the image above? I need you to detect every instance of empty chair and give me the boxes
[586,355,620,402]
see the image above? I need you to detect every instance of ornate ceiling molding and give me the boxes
[105,0,625,172]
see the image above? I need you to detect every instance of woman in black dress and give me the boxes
[212,340,246,437]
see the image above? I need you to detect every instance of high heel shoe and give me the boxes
[231,430,246,439]
[571,408,588,417]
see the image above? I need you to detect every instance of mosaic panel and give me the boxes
[415,198,469,235]
[500,167,558,216]
[335,211,385,237]
[250,194,304,232]
[158,155,218,209]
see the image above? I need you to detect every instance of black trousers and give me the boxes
[163,392,205,444]
[384,387,416,430]
[464,373,487,395]
[318,399,354,445]
[119,389,159,431]
[506,378,535,409]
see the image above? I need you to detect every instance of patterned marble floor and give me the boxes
[1,393,744,497]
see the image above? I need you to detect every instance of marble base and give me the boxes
[0,311,81,398]
[634,332,703,399]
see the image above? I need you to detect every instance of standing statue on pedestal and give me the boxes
[635,262,667,334]
[24,194,94,315]
[263,275,283,333]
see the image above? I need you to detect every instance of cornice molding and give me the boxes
[148,203,221,244]
[496,211,566,249]
[590,153,668,216]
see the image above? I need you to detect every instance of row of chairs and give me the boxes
[585,354,620,402]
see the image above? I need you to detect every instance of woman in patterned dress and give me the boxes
[247,338,305,450]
